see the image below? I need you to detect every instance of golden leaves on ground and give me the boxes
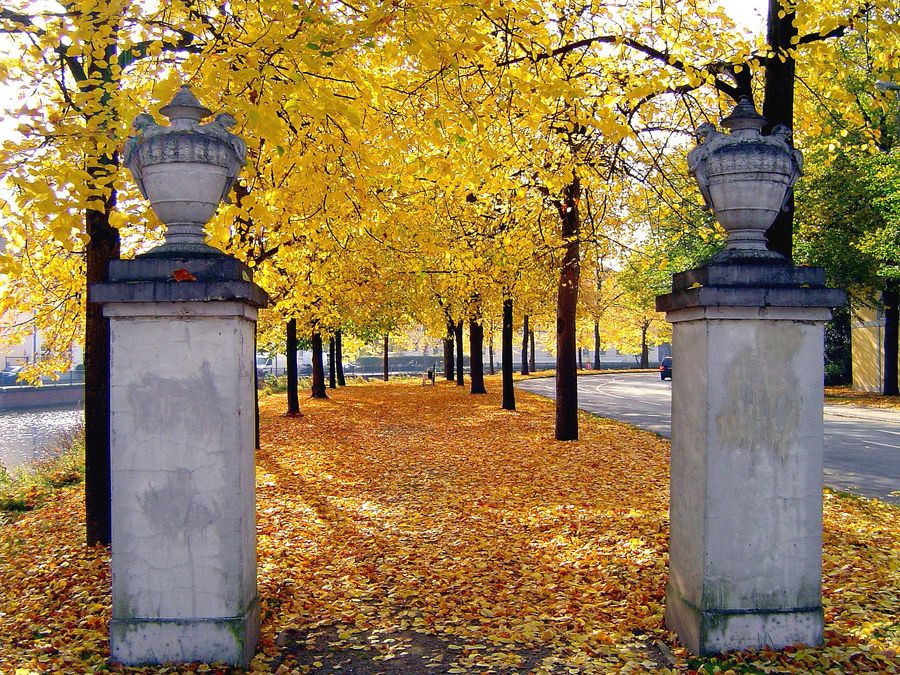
[0,489,110,672]
[254,382,671,673]
[0,380,898,673]
[824,386,900,411]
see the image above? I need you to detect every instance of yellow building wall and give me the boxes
[851,305,900,392]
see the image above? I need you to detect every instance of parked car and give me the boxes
[659,356,672,381]
[0,365,24,386]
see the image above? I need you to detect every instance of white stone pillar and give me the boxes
[656,263,844,655]
[91,256,267,667]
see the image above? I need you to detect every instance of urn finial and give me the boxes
[124,85,246,258]
[687,97,803,263]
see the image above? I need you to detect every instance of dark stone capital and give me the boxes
[89,255,269,308]
[656,263,845,314]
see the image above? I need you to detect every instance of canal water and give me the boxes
[0,405,84,472]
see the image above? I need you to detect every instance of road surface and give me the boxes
[517,372,900,504]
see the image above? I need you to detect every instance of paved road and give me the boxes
[517,372,900,504]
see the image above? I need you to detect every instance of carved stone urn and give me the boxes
[124,85,246,257]
[687,97,803,262]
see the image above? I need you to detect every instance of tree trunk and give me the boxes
[444,320,455,380]
[81,11,122,548]
[488,334,495,375]
[311,332,327,398]
[336,330,346,386]
[455,321,464,386]
[286,319,300,415]
[556,177,581,441]
[443,338,455,380]
[884,282,899,396]
[578,347,583,370]
[593,320,601,369]
[521,314,530,375]
[328,336,336,388]
[640,325,650,369]
[502,298,515,410]
[762,0,798,261]
[84,184,120,546]
[529,329,535,372]
[469,318,487,394]
[383,334,389,381]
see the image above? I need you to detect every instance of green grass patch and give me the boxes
[0,429,84,525]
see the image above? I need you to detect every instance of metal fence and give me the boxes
[0,369,86,388]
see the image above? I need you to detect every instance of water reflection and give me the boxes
[0,406,84,472]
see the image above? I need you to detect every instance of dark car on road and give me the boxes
[0,366,24,386]
[659,356,672,381]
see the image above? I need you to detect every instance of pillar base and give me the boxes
[110,597,260,667]
[665,582,823,655]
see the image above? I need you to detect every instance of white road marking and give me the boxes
[865,440,899,450]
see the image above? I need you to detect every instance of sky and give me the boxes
[722,0,769,34]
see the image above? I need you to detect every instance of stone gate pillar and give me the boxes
[657,264,843,654]
[656,97,845,655]
[89,86,267,667]
[92,258,266,666]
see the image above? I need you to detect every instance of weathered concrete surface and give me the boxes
[104,297,261,667]
[656,262,842,655]
[664,310,828,654]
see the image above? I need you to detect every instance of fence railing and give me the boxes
[0,370,86,388]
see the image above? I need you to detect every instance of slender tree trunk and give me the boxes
[762,0,797,261]
[593,320,601,369]
[444,320,455,380]
[640,325,650,369]
[328,336,336,388]
[469,318,487,394]
[502,298,515,410]
[286,319,300,415]
[488,334,495,375]
[455,321,464,386]
[521,314,530,375]
[578,347,583,370]
[84,181,119,546]
[884,282,899,396]
[81,15,122,547]
[529,330,535,372]
[336,330,346,386]
[311,332,327,398]
[556,177,581,441]
[383,334,389,381]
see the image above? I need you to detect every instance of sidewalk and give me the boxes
[825,403,900,424]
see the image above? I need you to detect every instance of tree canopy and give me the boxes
[1,0,898,369]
